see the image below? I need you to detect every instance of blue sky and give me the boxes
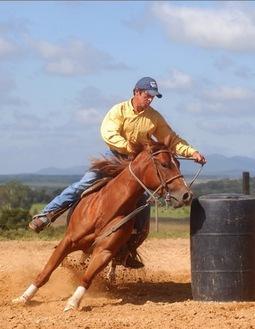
[0,1,255,174]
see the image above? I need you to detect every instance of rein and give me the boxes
[175,156,204,187]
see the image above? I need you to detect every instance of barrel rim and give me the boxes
[198,193,255,201]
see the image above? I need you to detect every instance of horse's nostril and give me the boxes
[183,192,191,201]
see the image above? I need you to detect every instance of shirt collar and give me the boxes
[128,98,147,115]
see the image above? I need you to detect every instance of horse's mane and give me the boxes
[89,142,170,178]
[90,155,130,178]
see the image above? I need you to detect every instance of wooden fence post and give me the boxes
[242,171,250,195]
[155,200,159,232]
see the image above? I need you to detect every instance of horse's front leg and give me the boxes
[64,245,114,312]
[12,235,74,304]
[64,221,133,312]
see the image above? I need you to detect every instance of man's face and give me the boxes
[135,90,155,109]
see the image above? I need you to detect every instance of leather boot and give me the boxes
[28,211,59,233]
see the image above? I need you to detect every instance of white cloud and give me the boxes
[184,102,203,114]
[75,108,103,124]
[203,86,255,101]
[160,69,193,91]
[197,120,254,135]
[234,66,255,80]
[151,3,255,52]
[77,86,120,108]
[0,20,28,59]
[184,101,224,114]
[30,38,129,76]
[0,74,27,109]
[0,36,18,57]
[0,75,15,92]
[183,84,255,116]
[214,55,235,71]
[0,19,30,35]
[214,56,255,80]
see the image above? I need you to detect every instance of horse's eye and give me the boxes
[161,163,169,168]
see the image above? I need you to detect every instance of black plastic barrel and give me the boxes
[190,193,255,301]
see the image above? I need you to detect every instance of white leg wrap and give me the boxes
[12,284,38,304]
[22,284,38,301]
[64,286,86,312]
[107,266,116,285]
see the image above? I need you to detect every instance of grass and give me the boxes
[0,217,190,240]
[29,204,190,219]
[150,205,190,219]
[0,226,66,241]
[0,204,191,241]
[149,217,190,239]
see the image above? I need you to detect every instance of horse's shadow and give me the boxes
[91,280,192,307]
[21,281,191,311]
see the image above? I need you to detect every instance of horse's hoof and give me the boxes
[64,300,77,312]
[12,296,27,304]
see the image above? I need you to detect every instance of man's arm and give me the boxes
[154,112,206,164]
[100,104,136,155]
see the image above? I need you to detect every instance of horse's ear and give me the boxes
[163,135,171,148]
[146,133,157,146]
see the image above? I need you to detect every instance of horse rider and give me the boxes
[29,76,206,267]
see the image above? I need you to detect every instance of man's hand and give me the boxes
[192,151,207,165]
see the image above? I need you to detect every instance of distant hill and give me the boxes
[31,154,255,178]
[178,154,255,178]
[0,155,254,185]
[35,154,255,178]
[0,174,81,188]
[35,165,87,175]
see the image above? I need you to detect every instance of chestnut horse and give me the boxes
[13,141,192,311]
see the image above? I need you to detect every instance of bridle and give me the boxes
[128,149,186,204]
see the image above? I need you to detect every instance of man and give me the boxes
[29,77,206,265]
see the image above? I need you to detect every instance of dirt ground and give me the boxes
[0,239,255,329]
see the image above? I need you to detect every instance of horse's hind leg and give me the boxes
[13,235,75,304]
[106,259,117,286]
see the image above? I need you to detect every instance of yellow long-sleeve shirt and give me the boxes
[100,99,197,157]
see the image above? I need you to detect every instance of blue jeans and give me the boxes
[43,149,150,232]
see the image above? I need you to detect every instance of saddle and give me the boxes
[81,177,112,198]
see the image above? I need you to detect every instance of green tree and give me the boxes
[0,181,34,209]
[0,208,31,230]
[0,181,34,230]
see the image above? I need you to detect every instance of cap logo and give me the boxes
[150,81,157,89]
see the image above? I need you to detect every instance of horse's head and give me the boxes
[131,141,193,208]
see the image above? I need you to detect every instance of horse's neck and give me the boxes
[85,156,148,213]
[107,166,144,202]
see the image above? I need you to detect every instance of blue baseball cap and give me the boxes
[134,77,162,98]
